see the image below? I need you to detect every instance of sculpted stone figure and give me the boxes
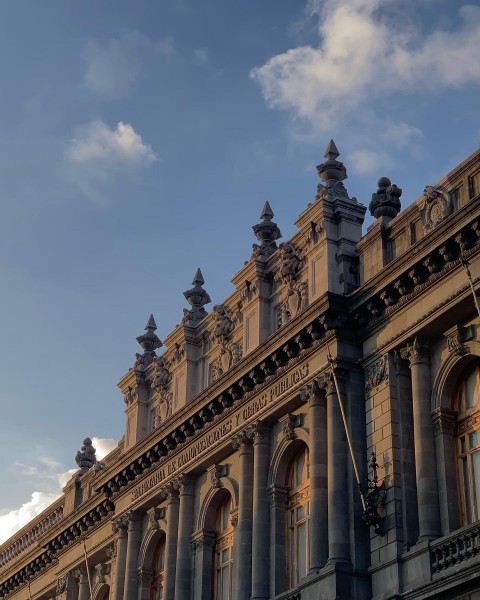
[279,242,304,287]
[213,304,235,344]
[152,357,172,392]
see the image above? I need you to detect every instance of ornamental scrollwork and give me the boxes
[211,304,242,378]
[277,242,307,325]
[364,355,389,395]
[420,185,452,232]
[151,356,173,428]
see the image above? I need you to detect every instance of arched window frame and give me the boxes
[285,445,310,589]
[150,535,166,600]
[213,495,234,600]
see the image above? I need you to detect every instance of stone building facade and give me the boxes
[2,142,480,600]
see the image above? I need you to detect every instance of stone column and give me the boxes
[433,408,459,533]
[74,567,89,600]
[232,429,254,600]
[123,511,143,600]
[192,528,216,600]
[401,339,441,541]
[162,484,180,600]
[251,422,271,600]
[174,474,195,600]
[327,373,350,564]
[268,484,288,597]
[112,515,129,600]
[305,379,328,571]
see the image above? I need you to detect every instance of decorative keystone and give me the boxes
[369,177,402,221]
[182,268,211,326]
[134,315,162,369]
[252,200,282,258]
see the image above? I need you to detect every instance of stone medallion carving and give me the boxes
[420,185,452,232]
[278,242,307,325]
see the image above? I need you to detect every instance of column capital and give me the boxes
[268,484,289,509]
[172,473,195,495]
[112,514,129,536]
[124,510,143,531]
[190,528,216,555]
[432,407,457,436]
[400,338,430,366]
[300,376,330,405]
[231,428,254,450]
[73,565,88,582]
[160,481,180,501]
[248,420,271,444]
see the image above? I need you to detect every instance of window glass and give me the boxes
[214,495,233,600]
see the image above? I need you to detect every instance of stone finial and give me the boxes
[251,201,282,259]
[75,437,96,470]
[182,268,211,326]
[316,139,347,183]
[135,315,162,369]
[369,177,402,221]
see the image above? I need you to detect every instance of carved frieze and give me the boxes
[151,356,173,428]
[211,304,242,380]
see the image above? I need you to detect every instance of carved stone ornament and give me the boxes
[279,413,298,440]
[444,324,474,355]
[369,177,402,220]
[400,338,429,365]
[134,314,162,369]
[95,562,110,585]
[56,574,68,595]
[420,185,452,232]
[151,356,173,428]
[315,140,354,203]
[364,355,389,395]
[277,242,307,325]
[182,268,212,326]
[251,201,282,259]
[211,304,242,379]
[75,437,97,470]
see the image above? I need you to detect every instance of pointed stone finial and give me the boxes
[260,200,274,221]
[252,201,282,259]
[183,269,211,327]
[324,139,340,160]
[316,139,347,183]
[135,314,162,369]
[145,314,157,331]
[369,177,402,221]
[192,268,205,287]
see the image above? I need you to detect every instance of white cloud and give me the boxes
[348,148,392,175]
[382,122,423,148]
[83,31,175,98]
[0,437,118,545]
[67,120,157,167]
[251,2,480,130]
[0,492,61,544]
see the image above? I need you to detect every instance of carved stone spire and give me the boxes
[134,314,162,369]
[182,268,211,326]
[251,201,282,258]
[315,140,352,202]
[369,177,402,221]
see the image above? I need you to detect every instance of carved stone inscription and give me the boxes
[129,361,309,503]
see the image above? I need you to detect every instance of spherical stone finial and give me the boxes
[369,176,402,220]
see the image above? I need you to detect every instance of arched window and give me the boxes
[286,445,310,588]
[455,364,480,524]
[150,536,166,600]
[213,495,233,600]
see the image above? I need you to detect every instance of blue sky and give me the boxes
[0,0,479,541]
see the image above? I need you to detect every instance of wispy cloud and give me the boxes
[83,31,175,98]
[0,437,117,545]
[251,2,480,127]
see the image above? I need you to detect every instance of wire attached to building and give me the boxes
[82,538,93,600]
[461,252,480,319]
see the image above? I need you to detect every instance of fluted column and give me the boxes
[305,378,328,571]
[174,474,195,600]
[401,339,441,541]
[232,429,254,600]
[112,515,129,600]
[123,511,143,600]
[327,373,350,563]
[251,422,271,600]
[74,566,89,600]
[162,484,180,600]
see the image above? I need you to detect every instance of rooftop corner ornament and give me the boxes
[326,344,387,535]
[135,314,163,369]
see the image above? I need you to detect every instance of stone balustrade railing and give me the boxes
[0,501,64,569]
[430,522,480,574]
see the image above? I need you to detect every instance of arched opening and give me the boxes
[454,362,480,525]
[150,534,166,600]
[212,494,233,600]
[285,444,310,589]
